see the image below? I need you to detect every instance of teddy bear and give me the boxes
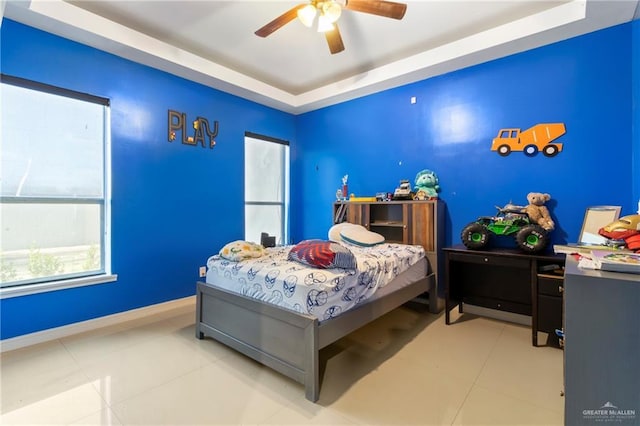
[522,192,555,231]
[413,169,440,200]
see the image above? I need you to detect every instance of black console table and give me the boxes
[444,245,565,346]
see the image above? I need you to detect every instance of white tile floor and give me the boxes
[1,303,564,425]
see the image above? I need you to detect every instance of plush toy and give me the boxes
[413,169,440,200]
[522,192,555,231]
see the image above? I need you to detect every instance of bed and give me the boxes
[195,240,436,402]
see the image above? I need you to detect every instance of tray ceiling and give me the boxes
[3,0,639,113]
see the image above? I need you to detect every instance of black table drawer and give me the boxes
[463,295,531,316]
[538,274,564,297]
[448,252,530,268]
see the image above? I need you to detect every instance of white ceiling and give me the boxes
[2,0,639,114]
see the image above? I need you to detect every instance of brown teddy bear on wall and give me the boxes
[522,192,555,231]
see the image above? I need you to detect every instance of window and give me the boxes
[0,75,114,296]
[244,133,289,245]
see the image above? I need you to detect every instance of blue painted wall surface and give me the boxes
[293,23,635,246]
[633,19,640,211]
[2,18,638,340]
[0,20,295,339]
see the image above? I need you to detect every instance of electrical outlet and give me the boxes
[199,266,207,278]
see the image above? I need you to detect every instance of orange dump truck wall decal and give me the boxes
[491,123,566,157]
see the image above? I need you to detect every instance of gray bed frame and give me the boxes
[195,272,435,402]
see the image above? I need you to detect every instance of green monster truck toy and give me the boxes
[460,203,550,253]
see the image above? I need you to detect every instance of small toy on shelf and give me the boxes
[341,175,349,200]
[376,192,389,202]
[413,169,440,200]
[392,180,413,200]
[350,196,377,202]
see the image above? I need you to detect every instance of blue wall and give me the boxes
[1,18,638,339]
[293,23,636,246]
[633,19,640,211]
[0,20,296,339]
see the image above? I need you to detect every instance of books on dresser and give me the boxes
[591,250,640,274]
[553,243,623,255]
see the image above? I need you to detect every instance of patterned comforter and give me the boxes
[205,243,425,321]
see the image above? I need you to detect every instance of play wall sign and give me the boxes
[168,110,218,149]
[582,402,636,423]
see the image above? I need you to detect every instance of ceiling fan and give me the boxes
[255,0,407,55]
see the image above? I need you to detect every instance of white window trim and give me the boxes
[244,133,290,245]
[0,273,118,299]
[1,74,114,294]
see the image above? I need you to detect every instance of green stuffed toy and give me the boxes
[413,169,440,200]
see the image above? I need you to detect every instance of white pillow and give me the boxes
[219,240,265,261]
[328,222,362,242]
[340,226,385,247]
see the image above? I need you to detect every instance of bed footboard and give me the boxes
[196,282,321,401]
[195,272,434,402]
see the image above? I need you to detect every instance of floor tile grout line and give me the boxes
[58,312,205,370]
[107,362,207,410]
[448,321,507,425]
[56,311,215,424]
[452,322,564,423]
[58,319,186,364]
[56,337,128,426]
[85,332,231,411]
[471,381,565,417]
[476,323,565,416]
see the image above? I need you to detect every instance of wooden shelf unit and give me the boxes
[333,200,444,313]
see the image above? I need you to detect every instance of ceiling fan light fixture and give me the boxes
[297,4,317,27]
[317,13,335,32]
[322,1,342,23]
[255,0,407,53]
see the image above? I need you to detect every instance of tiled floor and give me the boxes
[1,303,564,425]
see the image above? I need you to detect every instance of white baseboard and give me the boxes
[0,296,196,353]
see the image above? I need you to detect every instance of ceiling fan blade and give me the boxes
[325,25,345,54]
[255,4,306,37]
[344,0,407,20]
